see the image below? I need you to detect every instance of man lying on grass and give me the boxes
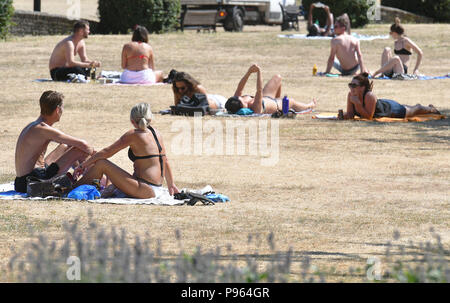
[14,91,95,193]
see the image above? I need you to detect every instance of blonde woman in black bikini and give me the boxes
[372,18,423,78]
[74,103,179,198]
[225,64,317,114]
[120,26,164,84]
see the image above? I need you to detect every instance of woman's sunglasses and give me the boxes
[348,83,360,89]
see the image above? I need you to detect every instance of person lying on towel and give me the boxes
[172,71,227,111]
[341,72,441,120]
[73,103,179,198]
[119,25,164,84]
[225,64,317,114]
[49,20,101,81]
[14,91,95,193]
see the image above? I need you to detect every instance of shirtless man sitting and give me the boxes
[225,64,317,114]
[49,20,101,81]
[324,15,366,76]
[14,91,95,193]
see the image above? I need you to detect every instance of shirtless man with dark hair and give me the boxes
[14,91,95,193]
[49,20,101,81]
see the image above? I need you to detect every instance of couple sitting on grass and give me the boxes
[14,91,179,199]
[49,22,163,84]
[172,64,317,115]
[309,3,422,78]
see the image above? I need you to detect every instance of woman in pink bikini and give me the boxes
[120,26,164,84]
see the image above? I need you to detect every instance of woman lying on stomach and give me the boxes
[341,72,440,120]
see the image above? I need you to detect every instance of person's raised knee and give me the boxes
[272,74,282,83]
[384,47,391,53]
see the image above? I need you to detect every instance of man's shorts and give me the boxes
[14,163,60,193]
[333,60,360,76]
[50,67,90,81]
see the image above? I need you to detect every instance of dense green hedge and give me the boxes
[302,0,370,28]
[98,0,180,34]
[0,0,14,39]
[381,0,450,22]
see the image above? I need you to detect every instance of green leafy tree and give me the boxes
[98,0,180,34]
[0,0,14,39]
[382,0,450,22]
[302,0,370,28]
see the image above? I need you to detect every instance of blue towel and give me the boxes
[67,185,101,200]
[371,74,450,81]
[236,108,254,115]
[205,193,230,203]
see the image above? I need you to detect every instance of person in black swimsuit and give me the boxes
[371,18,423,78]
[74,103,179,198]
[225,64,317,114]
[340,73,441,120]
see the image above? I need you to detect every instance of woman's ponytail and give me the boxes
[138,118,148,130]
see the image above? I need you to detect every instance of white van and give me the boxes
[180,0,299,32]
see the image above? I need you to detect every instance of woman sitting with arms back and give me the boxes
[341,73,440,120]
[119,26,164,84]
[172,71,228,110]
[372,18,423,78]
[74,103,179,198]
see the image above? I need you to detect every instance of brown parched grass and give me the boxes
[0,4,449,282]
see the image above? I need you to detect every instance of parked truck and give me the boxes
[180,0,298,32]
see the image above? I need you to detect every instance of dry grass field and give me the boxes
[1,2,449,282]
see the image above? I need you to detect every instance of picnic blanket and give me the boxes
[312,112,446,122]
[159,108,314,117]
[373,74,450,81]
[314,73,450,80]
[0,183,226,206]
[278,33,389,41]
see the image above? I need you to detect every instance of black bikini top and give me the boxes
[128,125,165,177]
[394,48,412,56]
[394,40,412,56]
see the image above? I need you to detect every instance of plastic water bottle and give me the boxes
[313,64,318,76]
[282,96,289,115]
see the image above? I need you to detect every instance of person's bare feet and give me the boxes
[308,98,317,109]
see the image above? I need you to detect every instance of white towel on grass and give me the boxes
[0,183,200,206]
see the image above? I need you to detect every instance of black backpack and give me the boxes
[26,174,74,198]
[170,93,210,116]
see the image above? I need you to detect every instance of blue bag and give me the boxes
[67,185,101,200]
